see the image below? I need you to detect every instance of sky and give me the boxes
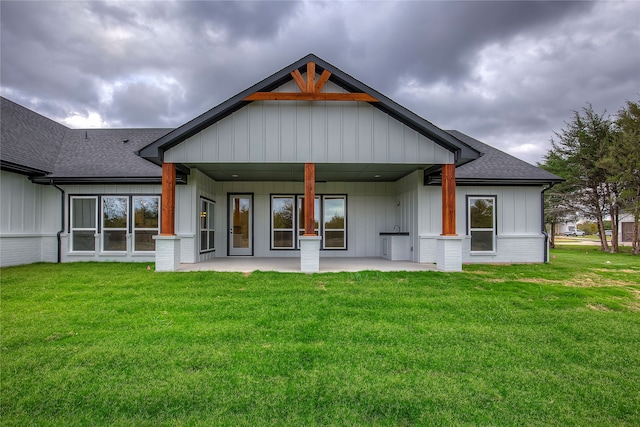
[1,1,639,165]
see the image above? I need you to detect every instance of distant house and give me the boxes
[619,211,638,243]
[0,54,563,271]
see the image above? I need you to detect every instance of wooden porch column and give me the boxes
[441,163,457,236]
[161,162,176,236]
[304,163,316,236]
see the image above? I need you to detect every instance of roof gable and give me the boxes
[138,54,480,165]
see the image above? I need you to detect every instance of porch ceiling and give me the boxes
[186,163,429,182]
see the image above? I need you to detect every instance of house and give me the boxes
[619,211,638,243]
[0,54,563,271]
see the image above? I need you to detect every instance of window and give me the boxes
[270,194,346,250]
[298,196,320,237]
[200,198,215,252]
[323,196,346,249]
[102,196,128,252]
[133,196,159,252]
[272,196,295,248]
[70,197,97,251]
[468,196,496,252]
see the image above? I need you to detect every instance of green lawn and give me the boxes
[1,247,639,426]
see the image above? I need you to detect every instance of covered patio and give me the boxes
[178,257,438,273]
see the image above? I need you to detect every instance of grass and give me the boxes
[1,247,639,426]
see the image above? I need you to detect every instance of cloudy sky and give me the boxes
[1,1,638,165]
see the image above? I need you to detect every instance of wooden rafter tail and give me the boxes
[306,62,315,93]
[291,69,306,92]
[243,92,379,102]
[315,70,331,93]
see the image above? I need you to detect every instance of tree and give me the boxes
[544,104,614,252]
[539,151,577,248]
[599,100,640,254]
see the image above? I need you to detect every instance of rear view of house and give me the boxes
[0,54,563,271]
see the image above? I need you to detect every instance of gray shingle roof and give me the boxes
[42,128,171,182]
[445,130,563,184]
[1,97,67,174]
[2,96,171,183]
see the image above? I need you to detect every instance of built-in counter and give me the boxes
[380,232,411,261]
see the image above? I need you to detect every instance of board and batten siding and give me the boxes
[165,80,454,165]
[417,185,546,264]
[195,180,399,258]
[0,170,60,266]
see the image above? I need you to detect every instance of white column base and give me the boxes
[299,235,322,273]
[153,235,181,272]
[436,236,463,272]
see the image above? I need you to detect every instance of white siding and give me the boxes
[205,180,398,258]
[165,80,453,165]
[416,184,545,264]
[0,171,60,267]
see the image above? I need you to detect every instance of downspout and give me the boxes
[541,182,555,263]
[50,180,65,263]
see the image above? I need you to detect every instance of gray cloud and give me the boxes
[1,0,638,165]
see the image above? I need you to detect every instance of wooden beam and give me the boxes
[315,70,331,93]
[243,92,379,102]
[161,162,176,236]
[304,163,316,236]
[306,62,315,93]
[291,69,306,92]
[441,164,457,236]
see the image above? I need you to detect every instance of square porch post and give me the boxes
[153,162,181,271]
[437,164,463,271]
[300,163,321,272]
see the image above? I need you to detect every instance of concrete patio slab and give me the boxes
[178,257,438,273]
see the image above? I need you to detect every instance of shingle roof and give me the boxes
[1,97,67,174]
[36,128,172,183]
[443,130,563,184]
[2,96,172,183]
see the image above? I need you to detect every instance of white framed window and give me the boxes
[200,198,215,253]
[271,196,295,249]
[133,196,159,252]
[70,196,97,252]
[468,196,496,253]
[322,196,346,249]
[102,196,128,252]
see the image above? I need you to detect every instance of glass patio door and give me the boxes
[228,194,252,256]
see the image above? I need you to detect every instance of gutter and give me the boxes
[50,180,65,263]
[541,182,556,263]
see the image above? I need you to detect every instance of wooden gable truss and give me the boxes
[243,62,379,102]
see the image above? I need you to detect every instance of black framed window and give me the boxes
[133,196,159,252]
[200,198,215,253]
[270,194,346,250]
[468,196,496,252]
